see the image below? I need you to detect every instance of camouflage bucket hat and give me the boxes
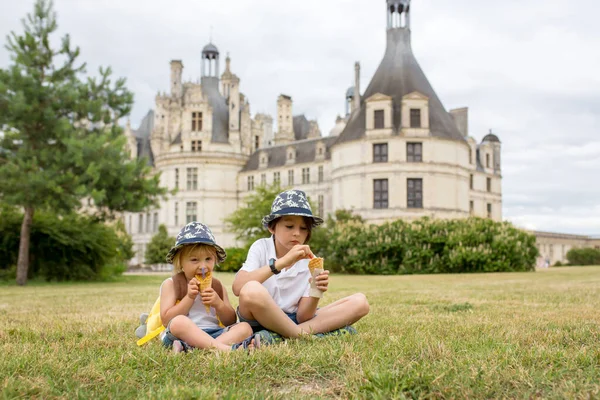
[261,189,324,228]
[165,222,227,264]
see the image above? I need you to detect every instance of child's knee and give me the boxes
[239,281,268,304]
[353,293,370,317]
[238,322,253,336]
[169,315,189,335]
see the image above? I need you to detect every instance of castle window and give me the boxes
[410,109,421,128]
[174,202,178,226]
[186,168,198,191]
[191,140,202,152]
[274,171,280,184]
[407,178,423,208]
[373,143,388,163]
[255,136,260,151]
[486,153,491,168]
[469,148,473,164]
[470,201,474,215]
[138,213,143,234]
[146,213,151,233]
[192,112,203,132]
[288,170,294,186]
[153,213,158,233]
[186,202,197,224]
[247,176,254,191]
[175,168,179,189]
[261,173,266,185]
[487,203,492,219]
[318,195,324,217]
[374,110,385,129]
[318,166,324,183]
[374,179,388,209]
[470,174,473,190]
[302,168,310,184]
[407,142,422,162]
[487,178,491,192]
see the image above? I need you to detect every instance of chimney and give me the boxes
[449,107,469,137]
[354,62,361,111]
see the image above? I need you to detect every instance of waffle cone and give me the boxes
[308,257,324,275]
[196,271,212,313]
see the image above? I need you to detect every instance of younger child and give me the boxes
[160,221,260,353]
[232,190,370,339]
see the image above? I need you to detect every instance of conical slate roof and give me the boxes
[337,27,464,144]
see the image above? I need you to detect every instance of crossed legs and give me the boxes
[169,315,253,352]
[237,281,369,338]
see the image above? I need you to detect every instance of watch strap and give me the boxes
[269,258,280,275]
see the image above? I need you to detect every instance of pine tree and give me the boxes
[0,0,166,285]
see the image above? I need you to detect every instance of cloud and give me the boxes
[1,0,598,235]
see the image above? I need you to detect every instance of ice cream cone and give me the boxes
[196,270,212,313]
[308,258,324,298]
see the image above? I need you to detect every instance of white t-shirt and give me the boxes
[159,277,221,330]
[239,236,311,314]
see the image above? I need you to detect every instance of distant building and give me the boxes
[533,232,600,266]
[124,0,502,264]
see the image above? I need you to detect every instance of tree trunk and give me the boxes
[16,206,35,286]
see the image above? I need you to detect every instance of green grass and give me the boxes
[2,267,600,399]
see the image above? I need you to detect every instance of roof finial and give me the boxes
[209,25,214,43]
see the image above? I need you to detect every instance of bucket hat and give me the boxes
[165,222,227,264]
[261,189,323,228]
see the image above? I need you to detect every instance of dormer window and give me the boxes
[259,151,269,169]
[374,110,385,129]
[315,142,326,160]
[286,146,296,165]
[192,112,203,132]
[410,109,421,128]
[365,93,393,133]
[402,92,429,131]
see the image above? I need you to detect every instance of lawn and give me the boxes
[1,267,600,399]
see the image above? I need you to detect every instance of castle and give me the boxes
[124,0,502,264]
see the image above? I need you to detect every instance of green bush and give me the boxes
[145,225,175,265]
[566,248,600,266]
[0,205,133,281]
[219,247,248,273]
[322,217,538,275]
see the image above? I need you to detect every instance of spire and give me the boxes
[387,0,411,30]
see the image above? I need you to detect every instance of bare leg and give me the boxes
[215,322,253,345]
[297,293,369,334]
[169,315,247,352]
[238,281,309,338]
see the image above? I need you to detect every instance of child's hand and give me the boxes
[280,245,315,270]
[187,277,200,300]
[310,270,330,292]
[200,287,223,308]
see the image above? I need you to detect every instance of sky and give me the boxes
[1,0,598,235]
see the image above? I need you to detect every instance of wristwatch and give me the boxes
[269,258,280,275]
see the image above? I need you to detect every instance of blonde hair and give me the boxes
[172,244,218,273]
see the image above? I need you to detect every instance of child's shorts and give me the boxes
[236,306,298,333]
[161,320,226,349]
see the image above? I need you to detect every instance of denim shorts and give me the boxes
[236,306,298,333]
[161,320,226,349]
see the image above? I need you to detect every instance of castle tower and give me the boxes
[274,95,295,145]
[221,54,241,132]
[170,60,183,98]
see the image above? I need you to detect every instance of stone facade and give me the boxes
[123,1,503,264]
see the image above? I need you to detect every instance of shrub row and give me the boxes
[318,217,538,275]
[0,205,132,281]
[566,247,600,266]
